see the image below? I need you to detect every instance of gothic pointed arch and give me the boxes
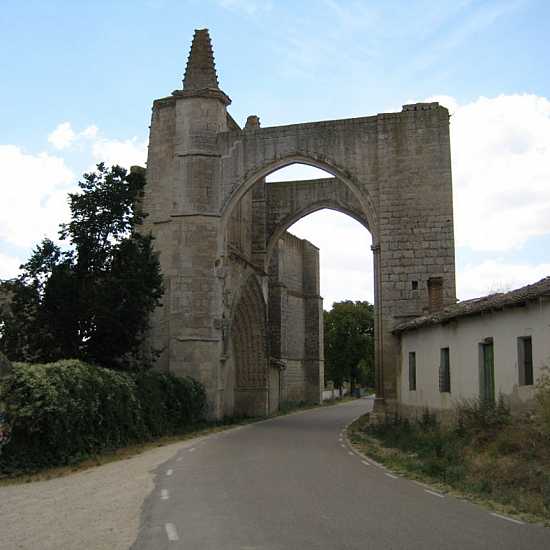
[230,274,269,416]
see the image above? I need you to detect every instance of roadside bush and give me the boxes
[0,360,207,473]
[357,394,550,519]
[133,370,207,437]
[455,396,511,441]
[535,369,550,437]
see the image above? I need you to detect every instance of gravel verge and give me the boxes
[0,439,196,550]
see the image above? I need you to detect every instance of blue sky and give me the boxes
[1,0,550,307]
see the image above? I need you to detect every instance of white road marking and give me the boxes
[165,523,179,541]
[424,489,444,498]
[385,473,398,479]
[491,512,524,525]
[176,457,182,462]
[340,443,346,449]
[348,451,354,456]
[189,447,196,452]
[361,460,370,467]
[161,489,169,500]
[412,480,428,488]
[166,469,173,476]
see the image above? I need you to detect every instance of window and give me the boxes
[480,338,495,403]
[518,336,534,386]
[439,347,451,393]
[411,280,418,290]
[408,352,416,391]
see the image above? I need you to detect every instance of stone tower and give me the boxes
[142,29,456,419]
[142,30,231,418]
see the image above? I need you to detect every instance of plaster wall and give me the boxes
[399,300,550,414]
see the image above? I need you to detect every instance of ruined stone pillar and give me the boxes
[303,240,324,404]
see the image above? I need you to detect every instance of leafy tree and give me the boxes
[0,164,163,370]
[324,300,374,393]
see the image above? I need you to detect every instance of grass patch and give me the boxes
[348,398,550,525]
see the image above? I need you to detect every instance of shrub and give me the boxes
[358,396,550,518]
[133,370,207,437]
[454,396,510,442]
[0,360,207,472]
[535,368,550,437]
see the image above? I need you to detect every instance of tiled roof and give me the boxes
[393,276,550,334]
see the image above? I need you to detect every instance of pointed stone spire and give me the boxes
[183,29,219,90]
[175,29,231,105]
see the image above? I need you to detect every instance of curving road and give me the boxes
[131,398,550,550]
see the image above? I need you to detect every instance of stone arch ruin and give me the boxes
[141,29,456,418]
[227,274,269,417]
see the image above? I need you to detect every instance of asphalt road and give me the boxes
[131,398,550,549]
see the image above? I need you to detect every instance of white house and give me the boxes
[394,277,550,417]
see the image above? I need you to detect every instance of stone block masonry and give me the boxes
[140,29,456,418]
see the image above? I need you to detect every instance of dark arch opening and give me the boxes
[230,275,269,417]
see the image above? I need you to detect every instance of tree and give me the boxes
[324,300,374,393]
[0,164,163,370]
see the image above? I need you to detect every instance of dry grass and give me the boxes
[348,399,550,525]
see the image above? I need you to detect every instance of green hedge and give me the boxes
[0,360,207,472]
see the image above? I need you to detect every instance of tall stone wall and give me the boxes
[269,233,323,404]
[141,29,456,418]
[218,102,456,406]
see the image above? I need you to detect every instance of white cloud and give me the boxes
[457,260,550,301]
[48,122,76,150]
[0,124,147,278]
[47,122,145,169]
[0,252,23,280]
[91,137,147,169]
[81,125,99,139]
[429,93,550,252]
[0,145,74,249]
[288,210,374,308]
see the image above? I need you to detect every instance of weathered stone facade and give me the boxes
[141,29,456,418]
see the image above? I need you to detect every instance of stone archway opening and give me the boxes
[263,163,375,407]
[223,160,377,416]
[286,209,375,397]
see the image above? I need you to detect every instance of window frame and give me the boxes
[439,347,451,393]
[517,336,534,386]
[408,351,417,391]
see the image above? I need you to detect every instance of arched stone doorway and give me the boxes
[229,275,270,417]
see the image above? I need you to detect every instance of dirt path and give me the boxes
[0,439,198,550]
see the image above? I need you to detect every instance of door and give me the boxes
[480,341,495,402]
